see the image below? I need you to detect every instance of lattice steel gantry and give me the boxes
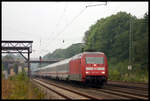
[2,40,33,78]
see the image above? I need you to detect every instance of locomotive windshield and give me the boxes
[86,57,104,64]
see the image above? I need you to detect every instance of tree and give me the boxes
[82,11,148,69]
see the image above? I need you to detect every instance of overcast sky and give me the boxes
[2,1,148,59]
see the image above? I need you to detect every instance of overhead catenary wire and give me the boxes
[42,5,87,51]
[55,3,68,27]
[36,3,67,56]
[50,3,68,40]
[50,6,87,43]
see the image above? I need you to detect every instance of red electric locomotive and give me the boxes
[33,52,108,86]
[69,52,108,85]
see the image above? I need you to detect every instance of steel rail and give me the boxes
[34,78,101,100]
[108,80,148,85]
[103,87,148,98]
[31,79,71,99]
[106,83,148,91]
[97,88,148,100]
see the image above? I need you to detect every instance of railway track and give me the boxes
[103,85,148,98]
[107,81,148,91]
[31,78,148,100]
[86,81,148,100]
[31,78,101,100]
[97,87,148,100]
[77,84,148,100]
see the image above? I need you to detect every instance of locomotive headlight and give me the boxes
[101,71,105,74]
[86,71,89,74]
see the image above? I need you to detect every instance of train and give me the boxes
[32,52,108,87]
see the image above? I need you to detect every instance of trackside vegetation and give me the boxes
[108,61,148,82]
[2,72,44,99]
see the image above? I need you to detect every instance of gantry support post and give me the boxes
[28,48,31,78]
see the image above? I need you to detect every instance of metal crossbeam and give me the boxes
[2,40,33,43]
[2,47,29,50]
[2,40,33,53]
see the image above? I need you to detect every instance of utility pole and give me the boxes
[128,19,148,71]
[128,18,133,71]
[129,19,132,65]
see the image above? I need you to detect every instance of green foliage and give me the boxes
[33,87,45,99]
[108,61,148,82]
[83,12,132,61]
[9,72,29,81]
[109,68,121,80]
[7,73,44,99]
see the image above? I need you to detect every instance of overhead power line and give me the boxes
[55,3,68,28]
[49,3,68,42]
[50,6,87,42]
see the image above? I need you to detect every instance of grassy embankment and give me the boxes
[2,72,44,99]
[108,61,148,83]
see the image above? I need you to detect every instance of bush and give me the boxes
[109,68,121,80]
[9,72,29,82]
[3,72,44,99]
[108,61,148,83]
